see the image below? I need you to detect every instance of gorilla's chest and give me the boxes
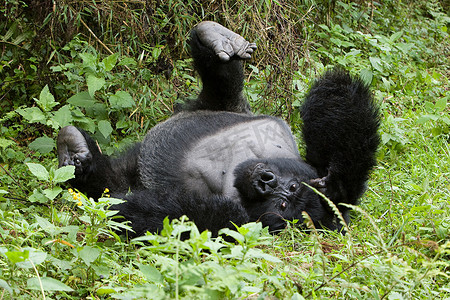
[183,119,299,199]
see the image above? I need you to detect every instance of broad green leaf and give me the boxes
[369,56,383,73]
[109,91,134,109]
[26,163,49,181]
[42,186,63,201]
[16,107,46,123]
[53,105,73,128]
[390,30,403,42]
[79,52,97,69]
[117,56,137,67]
[0,279,12,295]
[35,215,58,235]
[86,75,105,97]
[5,250,29,264]
[28,136,54,154]
[53,165,75,183]
[103,53,119,71]
[435,97,447,112]
[27,277,74,292]
[36,85,59,112]
[138,264,163,284]
[79,246,100,266]
[67,91,95,107]
[98,120,113,138]
[16,248,47,269]
[28,189,49,203]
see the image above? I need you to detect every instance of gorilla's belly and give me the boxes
[183,118,300,199]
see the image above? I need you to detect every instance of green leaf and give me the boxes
[98,120,113,138]
[29,136,55,154]
[109,91,134,109]
[360,69,373,86]
[369,56,383,73]
[79,246,100,266]
[53,165,75,183]
[79,52,97,69]
[26,163,49,181]
[36,85,59,112]
[43,186,63,201]
[102,53,119,71]
[16,107,46,123]
[5,250,29,264]
[435,97,447,112]
[0,138,15,149]
[389,31,403,42]
[16,248,47,269]
[53,105,73,128]
[27,277,74,292]
[28,189,49,203]
[86,75,105,97]
[138,264,163,284]
[67,91,95,107]
[0,279,12,295]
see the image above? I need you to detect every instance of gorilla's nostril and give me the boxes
[260,171,275,182]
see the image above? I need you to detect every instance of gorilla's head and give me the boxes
[234,158,329,232]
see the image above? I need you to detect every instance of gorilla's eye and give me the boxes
[280,201,287,211]
[289,183,298,193]
[74,158,81,166]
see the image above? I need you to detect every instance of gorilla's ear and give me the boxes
[309,177,327,189]
[57,126,93,172]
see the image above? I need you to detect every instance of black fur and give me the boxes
[56,22,380,237]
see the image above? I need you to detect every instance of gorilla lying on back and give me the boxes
[57,21,380,237]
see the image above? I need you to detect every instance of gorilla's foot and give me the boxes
[57,126,92,174]
[195,21,257,62]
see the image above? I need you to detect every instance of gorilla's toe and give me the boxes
[195,21,256,61]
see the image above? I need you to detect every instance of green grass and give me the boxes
[0,0,449,299]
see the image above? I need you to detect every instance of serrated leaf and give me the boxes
[27,277,74,292]
[36,85,59,112]
[53,105,73,128]
[26,163,49,181]
[369,56,383,73]
[103,53,119,71]
[79,52,97,68]
[109,91,134,109]
[360,69,373,85]
[29,136,54,154]
[86,75,105,97]
[53,165,75,183]
[16,107,46,123]
[67,91,95,107]
[98,120,113,138]
[79,246,100,266]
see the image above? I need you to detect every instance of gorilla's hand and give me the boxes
[57,126,92,175]
[195,21,257,62]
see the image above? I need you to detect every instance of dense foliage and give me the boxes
[0,0,449,299]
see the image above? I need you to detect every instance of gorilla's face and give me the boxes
[234,158,325,232]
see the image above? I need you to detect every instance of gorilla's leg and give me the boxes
[57,126,142,199]
[111,188,249,238]
[301,69,380,224]
[179,21,256,113]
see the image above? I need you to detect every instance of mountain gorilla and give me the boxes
[57,21,380,237]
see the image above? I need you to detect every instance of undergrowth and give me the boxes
[0,0,449,299]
